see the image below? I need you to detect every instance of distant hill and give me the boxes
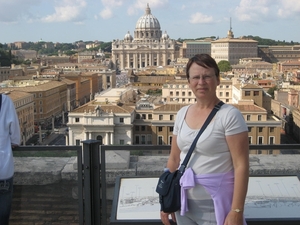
[177,36,300,46]
[244,35,300,46]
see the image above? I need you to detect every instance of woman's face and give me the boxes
[188,62,220,99]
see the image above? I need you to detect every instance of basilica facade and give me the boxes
[111,4,179,71]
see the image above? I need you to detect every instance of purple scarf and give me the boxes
[180,168,247,225]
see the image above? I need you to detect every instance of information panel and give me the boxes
[110,175,300,224]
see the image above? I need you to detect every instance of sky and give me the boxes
[0,0,299,44]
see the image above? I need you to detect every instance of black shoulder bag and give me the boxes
[156,101,224,213]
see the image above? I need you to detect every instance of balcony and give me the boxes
[9,143,300,225]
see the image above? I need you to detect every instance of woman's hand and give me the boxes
[160,211,176,225]
[224,210,244,225]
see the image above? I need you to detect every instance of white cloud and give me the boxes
[277,0,300,18]
[100,7,113,19]
[0,0,40,23]
[234,0,270,22]
[189,12,213,24]
[101,0,123,7]
[41,0,87,23]
[127,0,168,16]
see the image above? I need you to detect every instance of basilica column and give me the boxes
[69,129,73,145]
[85,131,89,141]
[133,54,136,69]
[163,53,166,66]
[120,53,124,70]
[157,53,160,66]
[149,52,152,66]
[105,133,109,145]
[139,53,142,68]
[127,53,130,68]
[110,132,114,145]
[145,53,148,67]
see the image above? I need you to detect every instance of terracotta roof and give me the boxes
[241,84,262,89]
[232,104,266,112]
[72,102,134,114]
[136,76,175,84]
[154,104,188,112]
[0,90,33,101]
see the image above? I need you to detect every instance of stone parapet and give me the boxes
[13,155,300,185]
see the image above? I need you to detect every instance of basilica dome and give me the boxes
[133,4,162,42]
[135,4,161,30]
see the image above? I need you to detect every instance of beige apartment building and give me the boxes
[211,28,257,65]
[161,78,233,104]
[63,73,92,107]
[1,80,67,127]
[111,4,178,70]
[66,85,281,155]
[1,90,35,145]
[179,40,212,58]
[0,66,11,82]
[258,45,300,63]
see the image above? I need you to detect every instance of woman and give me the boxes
[160,54,249,225]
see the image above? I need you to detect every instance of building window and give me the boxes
[148,114,152,120]
[258,127,263,132]
[159,115,163,120]
[254,91,259,96]
[248,136,252,144]
[182,92,185,96]
[246,115,250,121]
[169,136,172,145]
[176,91,179,96]
[170,115,174,120]
[75,139,81,146]
[248,127,252,132]
[136,114,141,119]
[141,126,145,131]
[188,92,192,96]
[75,118,80,122]
[170,126,173,132]
[120,140,124,145]
[119,118,124,123]
[135,126,139,131]
[226,92,229,97]
[245,91,251,96]
[141,135,146,144]
[142,114,146,119]
[158,127,163,132]
[258,115,261,121]
[135,136,140,144]
[170,91,173,96]
[269,136,274,144]
[270,127,274,132]
[219,92,223,97]
[258,136,263,144]
[147,134,152,144]
[158,136,163,145]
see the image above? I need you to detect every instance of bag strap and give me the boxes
[0,94,2,112]
[178,101,224,173]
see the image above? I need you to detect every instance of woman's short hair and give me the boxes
[186,54,220,80]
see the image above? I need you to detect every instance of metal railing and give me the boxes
[13,143,300,225]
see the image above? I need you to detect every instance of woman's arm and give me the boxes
[225,131,249,225]
[166,135,181,172]
[160,135,181,225]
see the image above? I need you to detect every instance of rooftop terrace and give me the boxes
[10,143,300,225]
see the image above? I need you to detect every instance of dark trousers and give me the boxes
[0,177,13,225]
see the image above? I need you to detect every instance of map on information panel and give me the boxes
[112,176,300,220]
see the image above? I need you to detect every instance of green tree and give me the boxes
[218,60,232,72]
[267,85,278,99]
